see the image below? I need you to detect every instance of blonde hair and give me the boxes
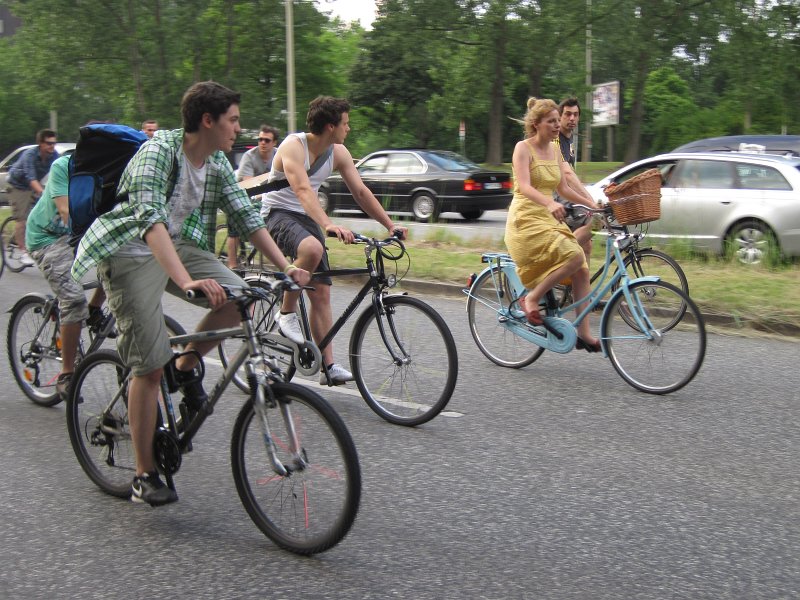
[523,97,558,138]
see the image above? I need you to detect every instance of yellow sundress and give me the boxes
[504,140,585,290]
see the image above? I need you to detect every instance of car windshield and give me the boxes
[422,151,481,172]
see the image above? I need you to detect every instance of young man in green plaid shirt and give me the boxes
[72,81,310,507]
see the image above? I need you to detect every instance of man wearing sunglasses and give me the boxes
[226,125,280,268]
[6,129,61,266]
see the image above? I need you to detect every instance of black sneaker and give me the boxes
[131,471,178,506]
[87,307,117,338]
[174,368,208,413]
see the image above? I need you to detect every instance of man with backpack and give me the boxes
[25,154,108,399]
[72,81,310,507]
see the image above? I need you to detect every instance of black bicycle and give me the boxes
[555,220,689,310]
[65,279,360,555]
[7,280,185,407]
[218,232,459,427]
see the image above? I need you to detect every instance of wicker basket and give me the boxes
[604,168,662,225]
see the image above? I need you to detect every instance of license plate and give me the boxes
[484,182,502,190]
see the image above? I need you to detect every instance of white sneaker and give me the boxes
[276,312,304,344]
[20,252,35,267]
[320,363,353,386]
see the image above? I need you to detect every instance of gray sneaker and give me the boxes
[277,312,304,344]
[320,363,353,386]
[19,252,36,267]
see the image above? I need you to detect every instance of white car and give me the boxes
[0,142,76,203]
[587,151,800,264]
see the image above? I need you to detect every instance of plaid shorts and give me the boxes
[31,236,89,324]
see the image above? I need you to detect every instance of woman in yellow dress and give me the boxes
[504,97,600,351]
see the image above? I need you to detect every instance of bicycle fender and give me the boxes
[7,292,52,313]
[606,275,660,307]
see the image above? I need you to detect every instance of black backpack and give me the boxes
[67,124,151,246]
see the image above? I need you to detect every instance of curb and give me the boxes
[394,278,800,339]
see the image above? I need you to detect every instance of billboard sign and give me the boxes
[592,81,620,127]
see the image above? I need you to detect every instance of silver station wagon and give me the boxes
[587,152,800,264]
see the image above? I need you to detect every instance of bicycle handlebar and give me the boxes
[185,275,302,301]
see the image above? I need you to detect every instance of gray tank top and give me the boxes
[260,132,334,216]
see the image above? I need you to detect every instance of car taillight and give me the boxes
[464,179,482,191]
[502,180,512,190]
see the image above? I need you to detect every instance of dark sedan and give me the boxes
[319,149,512,222]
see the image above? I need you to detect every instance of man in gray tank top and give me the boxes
[261,96,407,386]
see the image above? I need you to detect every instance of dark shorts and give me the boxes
[264,208,332,285]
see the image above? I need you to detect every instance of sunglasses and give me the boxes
[43,141,57,146]
[258,137,275,143]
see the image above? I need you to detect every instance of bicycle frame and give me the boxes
[250,234,411,373]
[94,287,323,486]
[468,228,662,355]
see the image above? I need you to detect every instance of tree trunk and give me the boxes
[485,13,507,165]
[623,53,650,163]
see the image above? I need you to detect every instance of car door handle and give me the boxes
[720,201,732,205]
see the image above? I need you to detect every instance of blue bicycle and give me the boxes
[464,206,706,394]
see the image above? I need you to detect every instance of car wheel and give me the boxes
[318,190,334,215]
[725,219,779,265]
[411,193,439,222]
[460,210,484,221]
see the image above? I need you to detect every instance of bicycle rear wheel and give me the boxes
[615,248,689,331]
[350,295,457,426]
[66,349,135,497]
[7,295,63,406]
[466,266,544,368]
[1,215,28,273]
[601,280,706,394]
[231,382,361,555]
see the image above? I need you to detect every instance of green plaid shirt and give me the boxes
[72,128,264,280]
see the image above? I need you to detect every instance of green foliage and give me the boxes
[1,0,798,161]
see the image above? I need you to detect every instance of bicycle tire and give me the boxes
[466,266,545,368]
[218,279,295,392]
[230,381,361,555]
[350,295,457,426]
[7,295,64,406]
[601,280,706,394]
[65,349,135,497]
[615,248,689,331]
[1,215,28,273]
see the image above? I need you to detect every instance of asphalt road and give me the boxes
[1,266,798,599]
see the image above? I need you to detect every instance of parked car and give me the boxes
[0,143,76,203]
[587,151,800,264]
[319,149,512,222]
[672,135,800,157]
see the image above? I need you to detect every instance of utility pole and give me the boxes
[583,0,592,163]
[285,0,296,133]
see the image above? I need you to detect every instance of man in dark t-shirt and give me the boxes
[555,97,596,260]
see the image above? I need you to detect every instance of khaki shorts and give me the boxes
[7,186,36,221]
[97,240,246,376]
[31,236,89,324]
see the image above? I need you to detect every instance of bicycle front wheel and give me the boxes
[601,280,706,394]
[616,248,689,331]
[1,216,28,273]
[231,382,361,555]
[7,295,62,406]
[350,295,457,426]
[65,349,134,498]
[466,266,544,368]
